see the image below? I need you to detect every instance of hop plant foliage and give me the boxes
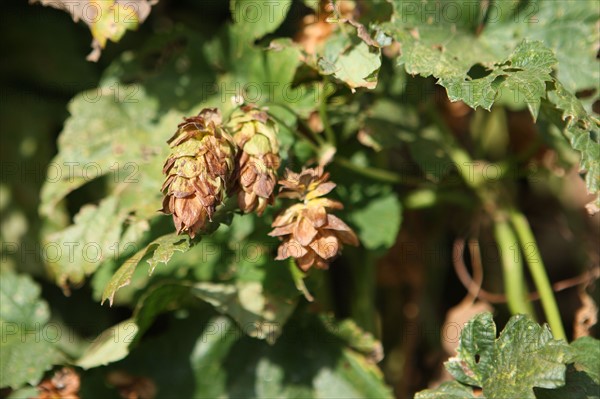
[10,0,600,397]
[161,108,236,238]
[227,105,281,216]
[270,168,359,271]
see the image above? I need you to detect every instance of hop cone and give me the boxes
[161,108,236,238]
[269,168,359,271]
[227,105,280,215]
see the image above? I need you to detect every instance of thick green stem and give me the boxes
[493,218,535,317]
[349,250,378,334]
[509,210,566,340]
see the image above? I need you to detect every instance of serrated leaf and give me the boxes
[480,0,600,94]
[445,312,572,399]
[381,3,600,198]
[544,81,600,201]
[440,40,557,120]
[0,271,63,389]
[350,193,402,250]
[101,233,190,306]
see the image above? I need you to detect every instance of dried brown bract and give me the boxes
[36,367,80,399]
[161,108,236,238]
[269,167,358,271]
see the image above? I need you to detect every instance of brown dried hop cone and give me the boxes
[161,108,236,238]
[269,168,359,271]
[227,105,280,215]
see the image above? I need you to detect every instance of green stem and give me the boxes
[403,189,474,209]
[493,217,535,317]
[509,210,566,340]
[264,101,325,146]
[268,113,321,152]
[349,249,377,334]
[334,156,421,185]
[319,90,336,146]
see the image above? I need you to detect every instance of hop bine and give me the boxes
[161,108,236,238]
[269,167,359,271]
[227,105,281,215]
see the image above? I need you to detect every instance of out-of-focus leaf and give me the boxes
[444,312,572,399]
[321,315,383,363]
[133,283,192,339]
[415,381,479,399]
[39,87,165,219]
[230,0,292,43]
[570,337,600,385]
[76,319,139,369]
[543,81,600,207]
[187,313,393,398]
[350,193,401,250]
[318,31,381,91]
[0,271,63,389]
[535,365,600,399]
[30,0,157,61]
[44,196,123,289]
[192,249,300,343]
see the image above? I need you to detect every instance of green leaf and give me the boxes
[190,316,241,397]
[39,87,168,220]
[101,233,190,306]
[543,81,600,202]
[415,381,479,399]
[480,0,600,94]
[570,337,600,385]
[43,196,123,289]
[318,32,382,91]
[192,262,299,344]
[440,40,557,120]
[350,193,402,250]
[535,365,600,399]
[189,313,393,398]
[321,316,383,362]
[445,312,572,399]
[133,283,193,340]
[76,319,139,369]
[381,3,600,198]
[230,0,292,43]
[0,271,63,389]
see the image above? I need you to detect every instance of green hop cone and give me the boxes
[161,108,236,238]
[227,105,281,215]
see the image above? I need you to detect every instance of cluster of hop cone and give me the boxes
[161,106,358,271]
